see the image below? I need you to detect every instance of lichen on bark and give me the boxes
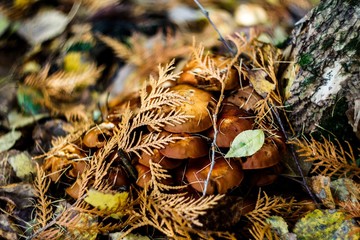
[286,0,360,142]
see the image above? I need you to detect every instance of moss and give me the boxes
[344,36,360,56]
[298,53,313,68]
[300,76,316,88]
[344,0,359,6]
[321,37,335,51]
[315,97,358,147]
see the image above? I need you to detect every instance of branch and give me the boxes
[193,0,236,56]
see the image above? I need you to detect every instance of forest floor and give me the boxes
[0,0,359,239]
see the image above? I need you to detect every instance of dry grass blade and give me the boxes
[99,32,190,85]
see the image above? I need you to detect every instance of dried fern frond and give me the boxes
[99,32,190,85]
[122,161,225,239]
[33,164,53,230]
[245,191,311,239]
[241,40,283,131]
[249,221,278,240]
[24,63,103,121]
[190,42,227,82]
[291,136,360,179]
[114,60,192,156]
[33,227,62,240]
[149,160,186,193]
[25,63,103,98]
[40,120,92,159]
[126,131,183,158]
[340,201,360,219]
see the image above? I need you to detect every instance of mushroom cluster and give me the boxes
[129,54,286,195]
[43,53,286,198]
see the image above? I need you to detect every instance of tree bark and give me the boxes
[285,0,360,143]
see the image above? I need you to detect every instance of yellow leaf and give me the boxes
[248,70,275,97]
[63,52,90,72]
[14,0,36,8]
[84,189,128,218]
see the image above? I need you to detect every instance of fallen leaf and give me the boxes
[0,214,18,240]
[266,216,296,239]
[248,70,275,97]
[0,183,36,209]
[294,209,360,239]
[7,110,49,129]
[0,131,21,153]
[311,175,335,209]
[0,13,9,37]
[110,232,150,240]
[17,9,69,45]
[84,189,128,218]
[17,85,45,115]
[225,129,265,158]
[7,150,36,181]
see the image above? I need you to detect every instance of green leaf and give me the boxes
[225,129,265,158]
[17,85,45,115]
[0,13,10,37]
[0,131,22,153]
[7,151,36,181]
[7,111,49,129]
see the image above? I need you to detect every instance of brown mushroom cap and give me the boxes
[66,179,82,199]
[159,132,209,159]
[241,142,281,170]
[178,55,239,91]
[208,105,254,148]
[107,167,129,187]
[225,86,262,112]
[68,161,87,178]
[135,164,152,188]
[163,84,215,133]
[83,122,114,148]
[186,157,244,195]
[249,164,282,186]
[139,149,183,169]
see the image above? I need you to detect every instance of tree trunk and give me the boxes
[285,0,360,143]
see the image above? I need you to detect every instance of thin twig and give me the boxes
[202,94,224,196]
[193,0,236,56]
[270,106,319,207]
